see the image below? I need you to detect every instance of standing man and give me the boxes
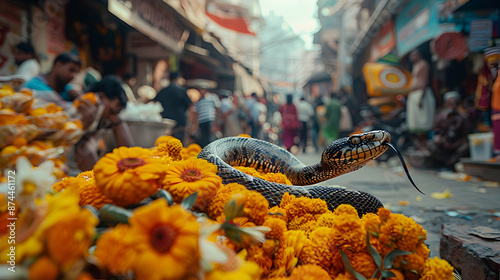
[296,96,315,153]
[406,48,436,151]
[323,92,342,144]
[152,72,192,144]
[13,41,40,83]
[193,79,220,147]
[24,52,83,110]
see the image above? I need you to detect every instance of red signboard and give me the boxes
[369,20,396,62]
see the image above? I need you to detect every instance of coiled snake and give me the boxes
[198,130,419,216]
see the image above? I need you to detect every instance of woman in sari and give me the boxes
[278,94,300,151]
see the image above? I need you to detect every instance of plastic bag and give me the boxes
[119,102,164,122]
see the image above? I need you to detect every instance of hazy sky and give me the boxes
[259,0,320,48]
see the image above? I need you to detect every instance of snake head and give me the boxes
[321,130,391,172]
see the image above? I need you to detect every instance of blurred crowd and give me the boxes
[4,41,500,173]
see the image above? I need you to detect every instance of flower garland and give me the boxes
[0,134,456,280]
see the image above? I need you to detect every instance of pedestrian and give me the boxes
[323,92,342,144]
[296,96,315,153]
[24,52,83,110]
[13,41,40,83]
[152,72,193,145]
[69,76,134,174]
[245,92,266,139]
[219,90,242,137]
[192,79,220,147]
[278,94,300,152]
[491,62,500,160]
[406,48,436,152]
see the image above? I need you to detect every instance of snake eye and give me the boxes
[350,137,361,145]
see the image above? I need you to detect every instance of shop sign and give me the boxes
[395,0,458,56]
[109,0,187,54]
[369,20,396,62]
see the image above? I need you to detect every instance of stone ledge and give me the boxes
[440,223,500,280]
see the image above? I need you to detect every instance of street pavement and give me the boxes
[294,149,500,257]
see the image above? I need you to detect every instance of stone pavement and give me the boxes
[294,150,500,259]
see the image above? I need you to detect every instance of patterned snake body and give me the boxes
[198,130,391,215]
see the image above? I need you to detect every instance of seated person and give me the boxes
[24,52,83,111]
[429,91,472,170]
[67,76,135,174]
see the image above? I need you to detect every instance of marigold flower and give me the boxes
[28,256,59,280]
[206,252,262,280]
[267,206,288,223]
[163,158,222,211]
[263,172,292,185]
[263,218,287,240]
[421,257,455,280]
[346,251,378,279]
[300,227,344,277]
[246,245,273,275]
[94,224,138,275]
[129,200,200,280]
[152,138,183,161]
[154,135,176,146]
[182,143,203,160]
[269,230,307,277]
[237,191,269,225]
[288,264,331,280]
[207,183,248,219]
[280,193,329,221]
[238,134,251,138]
[94,146,167,207]
[45,207,98,266]
[53,175,115,209]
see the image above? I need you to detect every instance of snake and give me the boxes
[198,130,421,216]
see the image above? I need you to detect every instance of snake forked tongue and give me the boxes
[384,142,425,195]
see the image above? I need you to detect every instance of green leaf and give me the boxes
[381,270,397,278]
[383,249,412,269]
[340,250,367,280]
[224,199,243,221]
[181,192,198,210]
[371,268,380,279]
[151,189,174,206]
[99,204,132,225]
[366,231,382,269]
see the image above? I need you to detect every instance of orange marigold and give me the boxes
[162,158,222,211]
[129,200,200,280]
[247,245,274,275]
[206,183,248,219]
[300,227,344,277]
[263,218,287,240]
[94,147,167,207]
[280,193,329,221]
[269,230,307,278]
[237,191,269,225]
[267,206,288,223]
[288,264,331,280]
[346,251,378,279]
[94,224,138,275]
[421,257,455,280]
[238,134,251,138]
[154,135,176,146]
[53,174,115,209]
[28,256,59,280]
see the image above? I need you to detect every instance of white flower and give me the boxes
[198,218,228,272]
[15,157,56,210]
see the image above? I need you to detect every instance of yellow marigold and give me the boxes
[262,239,278,255]
[267,206,288,223]
[333,272,356,280]
[379,212,427,253]
[246,245,274,275]
[53,175,115,209]
[235,166,261,177]
[333,204,359,217]
[77,170,94,180]
[421,257,455,280]
[234,166,292,185]
[162,158,222,211]
[206,253,262,280]
[94,224,138,275]
[288,264,331,280]
[362,213,381,236]
[154,135,176,146]
[45,207,98,266]
[129,200,200,280]
[153,138,183,161]
[28,256,59,280]
[206,183,248,219]
[300,227,344,277]
[269,230,307,278]
[94,147,167,207]
[264,172,292,185]
[329,207,366,253]
[263,218,287,240]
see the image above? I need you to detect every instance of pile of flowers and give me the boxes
[0,85,88,179]
[0,134,456,280]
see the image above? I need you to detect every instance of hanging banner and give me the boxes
[363,62,412,97]
[369,20,396,62]
[395,0,458,56]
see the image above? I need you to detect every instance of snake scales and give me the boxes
[198,130,396,216]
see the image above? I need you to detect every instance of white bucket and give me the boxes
[467,132,494,161]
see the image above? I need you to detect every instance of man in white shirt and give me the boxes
[296,96,315,153]
[14,42,41,83]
